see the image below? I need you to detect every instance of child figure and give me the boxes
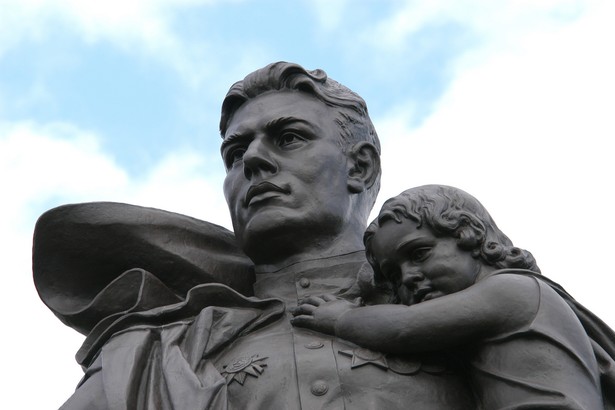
[292,185,611,409]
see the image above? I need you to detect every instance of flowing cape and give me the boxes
[32,202,255,336]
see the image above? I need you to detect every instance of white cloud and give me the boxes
[0,0,229,87]
[307,0,351,30]
[1,120,231,226]
[363,0,590,52]
[128,150,231,227]
[372,0,615,327]
[1,122,127,225]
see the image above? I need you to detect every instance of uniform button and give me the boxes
[310,380,329,396]
[299,278,311,288]
[305,341,324,349]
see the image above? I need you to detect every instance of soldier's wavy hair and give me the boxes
[220,61,381,210]
[364,185,540,284]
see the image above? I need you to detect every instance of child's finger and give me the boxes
[295,304,317,315]
[321,294,338,302]
[290,315,314,328]
[299,304,318,315]
[288,306,308,316]
[300,295,325,306]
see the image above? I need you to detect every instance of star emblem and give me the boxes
[338,348,444,375]
[221,354,268,385]
[338,347,388,370]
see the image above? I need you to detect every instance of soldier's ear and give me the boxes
[347,142,381,193]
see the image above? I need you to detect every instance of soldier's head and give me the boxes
[220,62,381,263]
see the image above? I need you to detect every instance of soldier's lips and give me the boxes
[245,182,290,206]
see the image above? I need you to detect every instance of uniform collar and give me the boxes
[254,250,366,275]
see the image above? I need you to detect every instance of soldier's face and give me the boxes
[222,91,352,257]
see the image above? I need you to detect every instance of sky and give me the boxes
[1,0,614,407]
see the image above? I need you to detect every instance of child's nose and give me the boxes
[401,270,424,286]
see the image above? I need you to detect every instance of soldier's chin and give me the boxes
[235,208,305,259]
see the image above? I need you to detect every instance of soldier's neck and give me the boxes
[254,248,365,274]
[251,231,365,274]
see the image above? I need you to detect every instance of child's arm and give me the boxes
[292,274,539,355]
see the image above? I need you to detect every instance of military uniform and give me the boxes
[216,252,476,409]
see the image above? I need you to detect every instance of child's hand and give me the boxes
[291,294,361,335]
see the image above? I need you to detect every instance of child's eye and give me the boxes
[409,247,431,263]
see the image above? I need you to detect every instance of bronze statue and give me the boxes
[33,63,614,409]
[292,184,615,409]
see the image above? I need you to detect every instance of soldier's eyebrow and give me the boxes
[220,132,249,153]
[265,116,314,133]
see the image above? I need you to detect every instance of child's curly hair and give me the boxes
[364,185,540,284]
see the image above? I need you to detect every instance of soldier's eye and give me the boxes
[231,148,245,162]
[225,147,246,168]
[278,132,305,148]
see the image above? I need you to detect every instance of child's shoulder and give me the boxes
[474,271,541,304]
[471,272,543,332]
[480,270,540,288]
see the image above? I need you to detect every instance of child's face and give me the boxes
[369,218,482,305]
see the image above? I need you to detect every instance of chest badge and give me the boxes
[339,348,446,375]
[339,347,388,370]
[221,354,268,385]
